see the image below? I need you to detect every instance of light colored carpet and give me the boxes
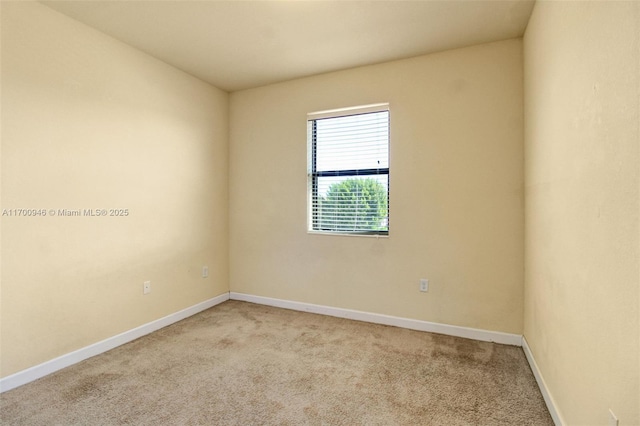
[0,300,553,425]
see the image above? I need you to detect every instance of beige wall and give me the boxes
[524,1,639,425]
[230,39,524,334]
[0,2,229,377]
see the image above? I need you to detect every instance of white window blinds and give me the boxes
[308,105,389,234]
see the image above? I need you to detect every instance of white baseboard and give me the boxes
[522,336,564,426]
[229,292,522,346]
[0,293,230,393]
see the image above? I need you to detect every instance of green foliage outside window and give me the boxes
[319,178,388,232]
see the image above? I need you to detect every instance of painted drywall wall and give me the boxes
[230,39,524,334]
[524,1,639,424]
[1,2,229,377]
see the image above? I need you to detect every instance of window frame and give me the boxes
[307,104,390,236]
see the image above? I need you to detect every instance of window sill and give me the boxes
[307,230,389,238]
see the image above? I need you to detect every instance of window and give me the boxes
[308,104,389,235]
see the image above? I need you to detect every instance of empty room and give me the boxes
[1,1,638,425]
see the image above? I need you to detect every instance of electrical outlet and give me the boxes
[420,279,429,292]
[202,266,209,278]
[608,409,618,426]
[143,281,151,295]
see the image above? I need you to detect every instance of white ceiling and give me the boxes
[42,0,535,92]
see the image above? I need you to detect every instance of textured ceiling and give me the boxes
[42,1,535,92]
